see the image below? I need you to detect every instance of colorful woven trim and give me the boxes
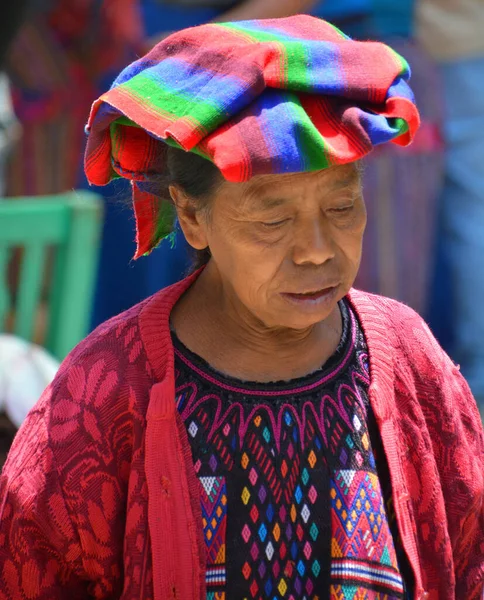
[84,15,420,258]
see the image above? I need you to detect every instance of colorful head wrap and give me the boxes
[84,15,420,258]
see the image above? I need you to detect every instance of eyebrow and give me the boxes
[257,197,288,210]
[322,174,361,192]
[238,194,288,214]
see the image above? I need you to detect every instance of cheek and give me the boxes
[333,211,366,268]
[208,226,287,297]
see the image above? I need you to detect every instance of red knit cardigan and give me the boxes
[0,273,483,600]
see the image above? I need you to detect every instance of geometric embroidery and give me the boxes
[236,417,329,599]
[199,476,227,592]
[330,471,404,596]
[331,559,405,596]
[176,301,407,599]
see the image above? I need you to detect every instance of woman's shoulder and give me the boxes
[349,290,483,452]
[348,288,458,380]
[5,280,188,477]
[51,296,159,415]
[349,288,439,344]
[348,287,426,326]
[0,300,163,593]
[67,276,189,379]
[67,297,152,367]
[9,296,159,462]
[1,297,159,492]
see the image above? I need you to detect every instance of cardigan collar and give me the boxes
[139,270,394,424]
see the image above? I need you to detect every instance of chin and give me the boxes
[285,313,332,331]
[263,306,335,331]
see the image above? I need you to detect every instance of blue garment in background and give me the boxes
[311,0,371,22]
[311,0,414,39]
[141,0,229,36]
[430,56,484,414]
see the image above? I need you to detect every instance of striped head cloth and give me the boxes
[84,14,420,258]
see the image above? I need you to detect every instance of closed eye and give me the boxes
[260,219,290,228]
[329,205,354,214]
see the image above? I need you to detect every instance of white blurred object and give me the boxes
[0,334,60,428]
[0,74,21,197]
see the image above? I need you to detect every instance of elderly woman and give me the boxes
[0,15,482,600]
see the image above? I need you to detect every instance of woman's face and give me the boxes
[181,163,366,330]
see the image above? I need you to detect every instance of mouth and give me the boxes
[281,285,339,307]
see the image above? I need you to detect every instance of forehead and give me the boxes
[222,163,361,210]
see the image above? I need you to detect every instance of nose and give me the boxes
[291,214,336,266]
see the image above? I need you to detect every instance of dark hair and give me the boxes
[154,145,223,271]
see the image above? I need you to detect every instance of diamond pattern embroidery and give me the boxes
[188,421,198,437]
[175,302,406,599]
[233,413,331,599]
[199,476,227,593]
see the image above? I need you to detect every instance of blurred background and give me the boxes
[1,0,483,465]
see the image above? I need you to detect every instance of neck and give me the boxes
[171,264,343,382]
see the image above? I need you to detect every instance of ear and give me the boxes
[169,185,209,251]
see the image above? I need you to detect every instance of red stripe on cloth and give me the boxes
[384,97,421,146]
[339,43,402,106]
[300,95,370,163]
[132,184,160,259]
[204,121,253,182]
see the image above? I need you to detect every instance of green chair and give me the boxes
[0,191,103,360]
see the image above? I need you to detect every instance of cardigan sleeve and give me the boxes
[0,391,90,599]
[436,361,484,600]
[0,335,135,599]
[410,319,484,599]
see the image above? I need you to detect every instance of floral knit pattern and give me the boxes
[174,301,406,599]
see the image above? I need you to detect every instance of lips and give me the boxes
[280,284,340,308]
[285,284,339,296]
[284,288,334,301]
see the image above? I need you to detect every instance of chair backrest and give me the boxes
[0,191,103,360]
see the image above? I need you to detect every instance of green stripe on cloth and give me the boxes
[126,74,224,128]
[287,96,332,171]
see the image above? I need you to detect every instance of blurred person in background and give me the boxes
[0,4,29,68]
[0,2,30,467]
[0,2,28,196]
[4,0,142,198]
[417,0,484,420]
[91,0,316,329]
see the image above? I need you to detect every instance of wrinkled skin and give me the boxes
[171,163,366,381]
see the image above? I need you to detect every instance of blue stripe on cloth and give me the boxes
[111,57,157,89]
[206,566,226,586]
[224,24,348,94]
[331,562,404,590]
[142,57,252,111]
[359,110,407,146]
[303,42,346,92]
[257,89,308,173]
[387,76,415,102]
